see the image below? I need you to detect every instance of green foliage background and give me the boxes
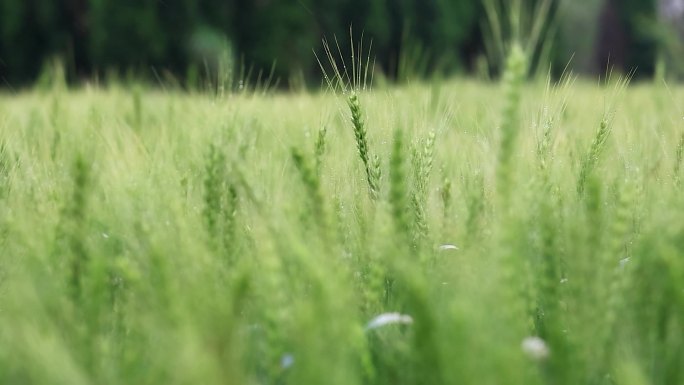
[0,0,666,87]
[0,0,482,86]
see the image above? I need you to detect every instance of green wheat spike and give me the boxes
[348,92,380,200]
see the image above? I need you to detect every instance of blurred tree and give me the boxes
[88,0,167,72]
[624,0,658,75]
[556,0,603,74]
[595,0,657,76]
[385,0,479,78]
[0,0,71,83]
[0,0,664,87]
[231,0,318,84]
[310,0,391,73]
[156,0,200,75]
[63,0,89,78]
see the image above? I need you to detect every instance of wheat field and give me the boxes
[0,71,683,385]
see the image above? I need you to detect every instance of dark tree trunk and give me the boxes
[595,0,629,74]
[65,0,90,78]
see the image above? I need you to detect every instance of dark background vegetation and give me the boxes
[0,0,666,88]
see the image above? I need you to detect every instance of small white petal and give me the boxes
[366,313,414,330]
[522,336,550,360]
[438,244,459,251]
[619,257,630,268]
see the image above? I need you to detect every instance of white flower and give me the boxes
[280,354,295,369]
[365,313,414,330]
[521,336,549,360]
